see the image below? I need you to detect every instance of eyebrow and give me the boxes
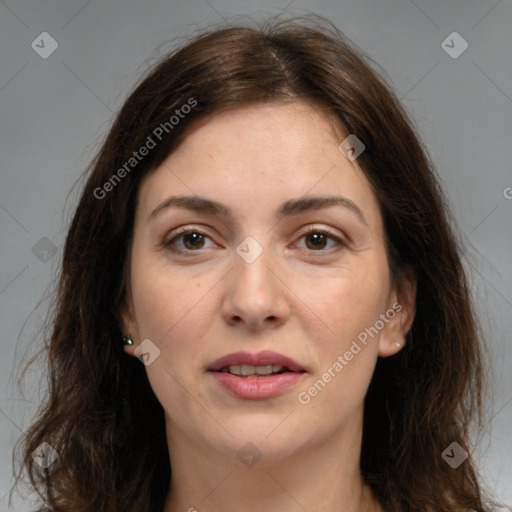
[149,194,367,225]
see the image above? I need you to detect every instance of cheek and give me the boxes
[130,255,217,366]
[294,255,389,409]
[301,258,390,352]
[296,276,384,424]
[130,266,214,404]
[133,282,193,335]
[335,273,387,339]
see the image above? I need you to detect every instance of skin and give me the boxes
[121,101,416,512]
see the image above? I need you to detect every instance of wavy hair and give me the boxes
[13,14,493,512]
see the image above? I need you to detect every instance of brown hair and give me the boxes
[13,14,494,512]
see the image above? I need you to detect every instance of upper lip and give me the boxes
[207,350,305,372]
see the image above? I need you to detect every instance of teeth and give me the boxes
[223,364,285,376]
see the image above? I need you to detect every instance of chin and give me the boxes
[211,417,308,465]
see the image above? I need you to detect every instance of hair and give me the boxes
[12,14,494,512]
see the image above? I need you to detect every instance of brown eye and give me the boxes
[305,232,328,250]
[163,228,215,253]
[182,232,206,250]
[296,228,346,252]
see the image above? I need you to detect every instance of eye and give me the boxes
[294,227,346,252]
[162,226,346,255]
[162,227,216,253]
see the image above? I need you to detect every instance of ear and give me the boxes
[378,266,417,357]
[119,285,140,358]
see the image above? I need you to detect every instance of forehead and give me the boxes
[166,101,348,173]
[137,101,382,231]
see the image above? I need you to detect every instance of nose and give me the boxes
[220,244,290,331]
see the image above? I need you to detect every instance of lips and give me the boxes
[207,350,306,399]
[207,350,305,373]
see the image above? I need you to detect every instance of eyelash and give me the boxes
[162,226,347,256]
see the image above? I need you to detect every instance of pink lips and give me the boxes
[207,350,306,399]
[207,350,304,372]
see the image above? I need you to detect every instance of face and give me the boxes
[121,101,415,466]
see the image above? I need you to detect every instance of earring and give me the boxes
[394,341,401,348]
[122,334,134,346]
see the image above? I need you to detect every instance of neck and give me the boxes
[163,410,382,512]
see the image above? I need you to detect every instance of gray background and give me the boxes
[1,0,511,510]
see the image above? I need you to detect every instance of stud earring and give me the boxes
[122,334,134,346]
[394,341,401,348]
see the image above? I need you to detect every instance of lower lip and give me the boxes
[209,371,305,399]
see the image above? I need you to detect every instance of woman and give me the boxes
[13,15,496,512]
